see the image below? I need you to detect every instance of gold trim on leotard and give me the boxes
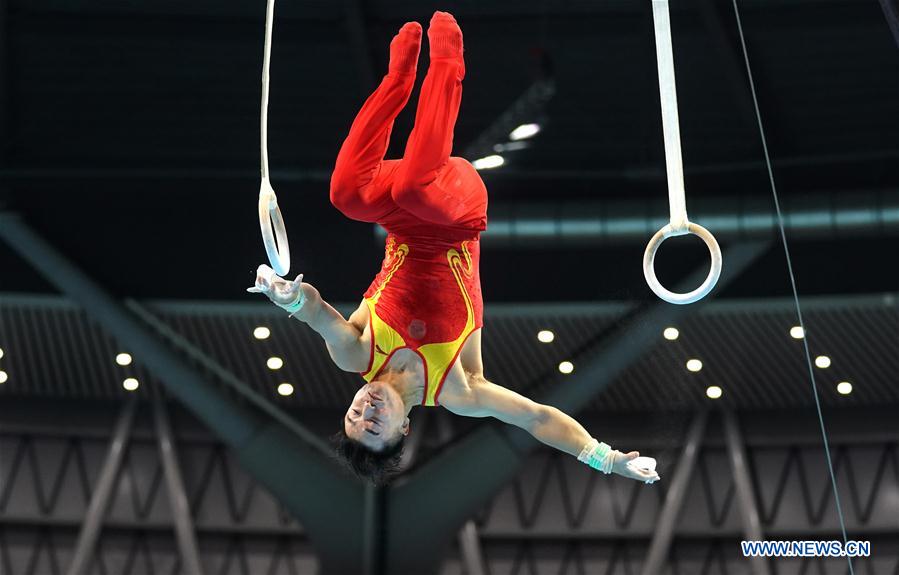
[362,241,477,407]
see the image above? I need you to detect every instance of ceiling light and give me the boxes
[472,155,504,170]
[537,330,555,343]
[0,347,4,359]
[116,353,132,366]
[123,378,139,391]
[836,381,853,395]
[493,141,530,153]
[0,371,7,384]
[790,326,805,339]
[663,327,679,341]
[509,123,541,141]
[277,383,294,396]
[254,326,271,340]
[815,355,831,369]
[706,385,722,399]
[267,356,284,370]
[686,359,703,372]
[558,361,574,374]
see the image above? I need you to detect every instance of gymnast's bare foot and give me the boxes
[389,21,422,75]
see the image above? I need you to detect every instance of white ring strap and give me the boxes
[644,0,721,304]
[258,0,291,276]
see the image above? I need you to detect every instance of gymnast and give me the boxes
[250,11,661,486]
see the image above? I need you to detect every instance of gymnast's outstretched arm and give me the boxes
[248,265,368,372]
[442,375,660,483]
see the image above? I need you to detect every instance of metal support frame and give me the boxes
[723,410,770,575]
[434,412,488,575]
[0,213,365,574]
[879,0,899,50]
[0,211,768,574]
[361,483,384,575]
[385,241,767,574]
[640,410,709,575]
[130,299,392,575]
[153,396,204,575]
[66,398,138,575]
[458,522,487,575]
[125,299,330,455]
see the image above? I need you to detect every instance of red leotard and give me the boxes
[329,21,487,406]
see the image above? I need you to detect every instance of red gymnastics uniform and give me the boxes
[329,18,487,407]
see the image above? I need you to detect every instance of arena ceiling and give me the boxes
[2,292,896,412]
[0,0,896,304]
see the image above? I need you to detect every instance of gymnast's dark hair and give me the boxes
[332,425,406,486]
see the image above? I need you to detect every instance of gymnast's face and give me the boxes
[344,381,410,451]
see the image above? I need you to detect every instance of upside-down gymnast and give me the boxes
[249,11,661,486]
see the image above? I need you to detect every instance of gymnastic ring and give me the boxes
[258,177,291,276]
[643,222,722,305]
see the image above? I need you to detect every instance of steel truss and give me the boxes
[2,405,897,574]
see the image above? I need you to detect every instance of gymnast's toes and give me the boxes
[431,10,457,24]
[398,20,422,40]
[389,21,422,74]
[428,11,463,59]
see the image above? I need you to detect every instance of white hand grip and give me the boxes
[627,456,658,473]
[643,222,722,305]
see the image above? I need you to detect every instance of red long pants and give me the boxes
[329,57,487,232]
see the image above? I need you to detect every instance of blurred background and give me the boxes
[0,0,897,573]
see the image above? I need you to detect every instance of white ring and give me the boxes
[643,222,722,305]
[259,178,290,276]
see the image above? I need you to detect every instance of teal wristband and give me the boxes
[578,439,616,474]
[278,287,306,316]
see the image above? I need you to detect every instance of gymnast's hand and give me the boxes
[247,264,307,313]
[613,451,661,484]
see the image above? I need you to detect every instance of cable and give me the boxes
[731,2,854,572]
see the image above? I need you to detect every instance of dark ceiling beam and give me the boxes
[9,0,341,21]
[7,0,867,21]
[382,240,769,574]
[695,0,760,136]
[879,0,899,49]
[342,0,377,95]
[0,0,9,162]
[0,166,332,182]
[0,212,367,574]
[4,149,898,185]
[374,188,899,246]
[366,0,864,20]
[481,149,899,181]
